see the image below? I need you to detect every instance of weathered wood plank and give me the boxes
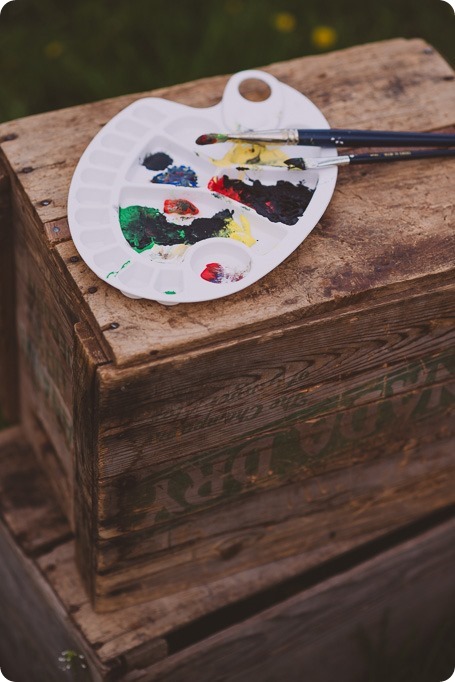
[73,321,111,602]
[138,517,455,682]
[0,518,104,682]
[94,285,455,475]
[13,183,78,478]
[17,390,74,522]
[0,428,163,677]
[96,371,455,541]
[0,162,19,424]
[12,178,112,513]
[90,423,455,610]
[0,427,70,555]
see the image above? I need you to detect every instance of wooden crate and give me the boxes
[1,427,454,682]
[0,38,454,611]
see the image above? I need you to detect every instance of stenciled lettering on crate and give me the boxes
[166,348,451,441]
[97,330,454,480]
[98,349,454,536]
[92,420,454,609]
[90,278,455,488]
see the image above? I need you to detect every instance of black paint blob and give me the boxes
[142,152,173,171]
[119,206,236,252]
[208,175,315,225]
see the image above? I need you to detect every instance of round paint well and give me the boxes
[189,239,252,285]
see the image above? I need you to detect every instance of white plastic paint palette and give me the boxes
[68,70,337,305]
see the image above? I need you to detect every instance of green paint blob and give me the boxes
[119,205,240,254]
[106,259,131,279]
[164,290,176,295]
[119,206,161,252]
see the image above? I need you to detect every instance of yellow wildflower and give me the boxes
[44,41,65,59]
[311,25,337,50]
[273,12,297,33]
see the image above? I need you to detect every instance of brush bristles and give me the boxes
[285,158,306,170]
[195,133,227,146]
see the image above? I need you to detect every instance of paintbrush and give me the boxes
[231,148,455,171]
[195,128,455,148]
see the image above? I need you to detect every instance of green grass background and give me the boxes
[0,0,454,123]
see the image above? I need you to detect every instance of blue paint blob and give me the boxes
[151,165,198,188]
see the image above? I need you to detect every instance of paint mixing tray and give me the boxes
[68,70,337,305]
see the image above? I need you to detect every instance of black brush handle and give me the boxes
[282,148,455,170]
[347,148,455,164]
[297,129,455,148]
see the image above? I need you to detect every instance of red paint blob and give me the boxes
[208,176,242,203]
[163,199,199,215]
[200,262,245,284]
[195,133,218,145]
[201,262,222,282]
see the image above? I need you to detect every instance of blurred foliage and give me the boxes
[0,0,454,122]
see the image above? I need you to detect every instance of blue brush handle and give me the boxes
[297,129,455,148]
[347,148,455,164]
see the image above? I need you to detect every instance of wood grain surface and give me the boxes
[139,517,455,682]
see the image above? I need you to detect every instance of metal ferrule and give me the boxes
[227,129,300,145]
[303,155,351,169]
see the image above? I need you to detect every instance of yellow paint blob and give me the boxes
[223,214,255,247]
[311,25,338,50]
[212,143,288,168]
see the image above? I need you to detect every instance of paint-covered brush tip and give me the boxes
[285,158,307,170]
[195,133,228,145]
